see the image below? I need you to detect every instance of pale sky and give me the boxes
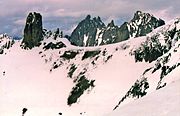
[0,0,179,36]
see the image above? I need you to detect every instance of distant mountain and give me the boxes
[69,11,165,46]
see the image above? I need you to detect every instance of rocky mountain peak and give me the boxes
[70,11,165,47]
[135,10,164,25]
[132,11,150,20]
[22,12,43,49]
[128,11,165,38]
[107,20,115,27]
[70,15,105,46]
[85,14,91,20]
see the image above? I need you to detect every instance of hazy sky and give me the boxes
[0,0,179,36]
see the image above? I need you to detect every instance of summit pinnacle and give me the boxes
[22,12,43,49]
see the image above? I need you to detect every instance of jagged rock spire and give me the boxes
[107,20,115,27]
[22,12,43,49]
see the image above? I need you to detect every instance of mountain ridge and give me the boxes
[69,11,165,47]
[0,12,179,116]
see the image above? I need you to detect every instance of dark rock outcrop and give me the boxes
[22,12,43,49]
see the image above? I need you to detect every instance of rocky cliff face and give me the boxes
[22,12,43,49]
[70,11,165,46]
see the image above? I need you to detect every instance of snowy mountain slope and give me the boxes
[0,32,150,116]
[0,18,180,116]
[0,41,73,116]
[107,77,180,116]
[113,18,180,110]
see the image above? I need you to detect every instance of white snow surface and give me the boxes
[0,36,149,116]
